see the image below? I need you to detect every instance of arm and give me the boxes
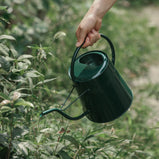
[76,0,117,48]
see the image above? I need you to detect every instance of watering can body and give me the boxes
[70,51,132,123]
[40,34,133,123]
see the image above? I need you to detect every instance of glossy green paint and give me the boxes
[68,34,133,123]
[40,34,133,123]
[71,51,133,122]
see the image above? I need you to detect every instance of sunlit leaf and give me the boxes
[0,35,16,41]
[36,134,43,143]
[11,91,21,101]
[25,70,43,78]
[15,99,34,108]
[0,6,8,11]
[0,44,9,56]
[0,106,12,113]
[35,78,56,87]
[13,0,25,4]
[18,142,28,155]
[10,45,18,57]
[18,54,33,60]
[40,128,53,133]
[0,100,11,106]
[53,31,66,40]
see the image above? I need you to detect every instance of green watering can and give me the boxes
[40,34,133,123]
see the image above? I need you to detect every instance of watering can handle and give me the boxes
[71,34,115,82]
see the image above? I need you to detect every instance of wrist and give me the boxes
[88,0,117,19]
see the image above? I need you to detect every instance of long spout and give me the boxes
[40,108,89,120]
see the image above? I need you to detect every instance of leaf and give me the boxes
[25,70,43,78]
[0,133,9,147]
[0,43,9,56]
[0,56,10,72]
[0,106,12,113]
[36,134,43,143]
[35,78,56,87]
[40,128,53,133]
[0,100,11,106]
[18,142,28,155]
[0,6,8,11]
[10,91,21,101]
[53,31,66,40]
[58,150,72,159]
[0,35,16,41]
[0,92,9,100]
[13,0,25,4]
[15,99,34,108]
[12,127,28,139]
[63,135,79,148]
[10,46,18,57]
[18,54,33,60]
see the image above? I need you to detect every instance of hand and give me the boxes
[76,14,102,48]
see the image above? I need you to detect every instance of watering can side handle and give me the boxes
[71,34,116,82]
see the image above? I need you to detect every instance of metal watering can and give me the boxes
[40,34,133,123]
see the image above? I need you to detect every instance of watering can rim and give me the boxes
[68,50,110,83]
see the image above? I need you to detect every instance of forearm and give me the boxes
[86,0,117,19]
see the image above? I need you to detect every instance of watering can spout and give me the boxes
[40,108,89,120]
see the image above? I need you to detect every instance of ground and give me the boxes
[132,5,159,128]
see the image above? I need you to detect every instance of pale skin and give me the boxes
[76,0,117,48]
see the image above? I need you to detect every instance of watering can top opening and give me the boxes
[70,51,108,82]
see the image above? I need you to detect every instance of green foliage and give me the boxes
[0,0,159,158]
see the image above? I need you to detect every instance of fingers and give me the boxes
[76,25,88,47]
[76,15,102,48]
[82,29,100,48]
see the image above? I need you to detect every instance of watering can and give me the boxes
[40,34,133,123]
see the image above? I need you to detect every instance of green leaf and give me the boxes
[25,70,43,78]
[10,45,18,57]
[40,128,53,133]
[58,150,72,159]
[0,92,9,100]
[0,133,8,147]
[35,78,56,87]
[0,106,12,113]
[15,99,34,108]
[0,6,8,11]
[63,135,79,148]
[18,142,28,155]
[0,43,9,56]
[0,35,16,41]
[18,54,33,60]
[0,56,10,72]
[36,134,43,143]
[13,0,25,4]
[12,127,28,139]
[53,31,66,40]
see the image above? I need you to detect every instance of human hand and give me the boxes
[76,14,102,48]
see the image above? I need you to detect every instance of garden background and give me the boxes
[0,0,159,158]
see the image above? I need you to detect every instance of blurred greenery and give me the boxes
[0,0,159,158]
